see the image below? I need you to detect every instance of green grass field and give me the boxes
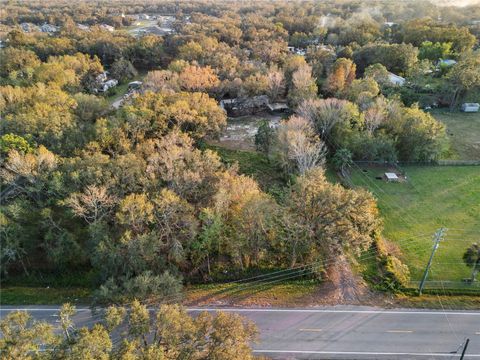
[348,165,480,286]
[431,109,480,160]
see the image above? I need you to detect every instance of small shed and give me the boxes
[462,103,479,113]
[385,172,399,182]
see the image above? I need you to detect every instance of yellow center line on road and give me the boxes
[386,330,414,333]
[299,328,323,332]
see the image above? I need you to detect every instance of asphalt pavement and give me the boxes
[1,305,480,359]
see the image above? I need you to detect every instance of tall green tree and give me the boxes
[463,243,480,281]
[448,51,480,109]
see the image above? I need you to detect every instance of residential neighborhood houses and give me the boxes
[20,22,58,33]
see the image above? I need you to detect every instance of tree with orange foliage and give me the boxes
[178,64,220,93]
[323,58,356,96]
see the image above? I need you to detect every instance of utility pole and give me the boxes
[460,338,470,360]
[418,227,446,295]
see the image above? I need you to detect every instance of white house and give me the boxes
[438,59,457,67]
[462,103,480,112]
[101,79,118,92]
[388,72,406,86]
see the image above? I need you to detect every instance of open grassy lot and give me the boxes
[348,165,480,286]
[430,109,480,160]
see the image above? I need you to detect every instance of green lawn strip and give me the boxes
[1,287,92,305]
[348,165,480,285]
[430,109,480,160]
[395,294,480,310]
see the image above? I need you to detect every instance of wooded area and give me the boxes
[1,0,479,305]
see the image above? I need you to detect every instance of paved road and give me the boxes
[1,305,480,359]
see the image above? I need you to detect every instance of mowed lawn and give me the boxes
[431,109,480,160]
[348,165,480,284]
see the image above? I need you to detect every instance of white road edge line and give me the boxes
[2,308,480,316]
[252,350,480,357]
[187,308,480,316]
[386,330,414,333]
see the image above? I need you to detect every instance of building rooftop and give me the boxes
[385,172,399,181]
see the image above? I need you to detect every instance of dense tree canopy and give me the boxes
[0,0,474,304]
[0,303,258,360]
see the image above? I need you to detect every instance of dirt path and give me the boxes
[315,256,370,304]
[112,97,123,109]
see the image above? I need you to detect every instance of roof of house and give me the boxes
[267,103,289,111]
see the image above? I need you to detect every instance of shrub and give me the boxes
[255,120,275,154]
[383,255,411,288]
[373,238,411,291]
[94,271,183,304]
[0,133,34,155]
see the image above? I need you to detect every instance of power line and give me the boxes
[149,234,434,306]
[131,233,432,308]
